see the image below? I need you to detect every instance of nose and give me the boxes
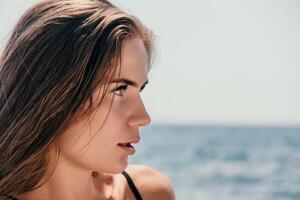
[127,95,151,128]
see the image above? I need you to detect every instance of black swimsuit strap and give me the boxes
[121,171,143,200]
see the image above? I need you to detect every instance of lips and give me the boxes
[117,143,136,155]
[118,142,134,148]
[117,139,139,155]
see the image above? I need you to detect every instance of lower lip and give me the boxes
[117,144,136,155]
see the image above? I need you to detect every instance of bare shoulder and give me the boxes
[125,164,176,200]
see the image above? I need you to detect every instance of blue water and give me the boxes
[128,125,300,200]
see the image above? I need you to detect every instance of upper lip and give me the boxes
[119,138,140,144]
[128,139,140,144]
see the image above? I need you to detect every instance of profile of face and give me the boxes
[57,37,151,174]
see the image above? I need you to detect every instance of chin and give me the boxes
[101,158,128,174]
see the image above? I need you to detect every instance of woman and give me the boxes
[0,0,175,199]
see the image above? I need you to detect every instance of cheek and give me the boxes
[57,97,130,171]
[57,102,107,157]
[58,118,124,171]
[110,96,131,115]
[58,119,100,159]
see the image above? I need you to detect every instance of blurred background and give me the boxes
[1,0,300,199]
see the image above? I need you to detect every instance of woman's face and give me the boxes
[58,37,151,174]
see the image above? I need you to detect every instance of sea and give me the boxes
[128,124,300,200]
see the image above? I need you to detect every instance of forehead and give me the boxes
[117,37,149,82]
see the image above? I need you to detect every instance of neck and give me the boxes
[17,154,119,200]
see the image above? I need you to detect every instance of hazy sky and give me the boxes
[1,0,299,126]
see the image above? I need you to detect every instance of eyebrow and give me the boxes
[109,78,149,91]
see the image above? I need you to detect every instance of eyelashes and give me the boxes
[111,84,147,97]
[112,85,128,97]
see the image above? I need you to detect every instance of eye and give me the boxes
[112,85,128,97]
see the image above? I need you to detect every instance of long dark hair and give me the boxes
[0,0,154,198]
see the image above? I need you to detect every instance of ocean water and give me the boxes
[128,125,300,200]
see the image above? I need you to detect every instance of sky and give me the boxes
[0,0,299,126]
